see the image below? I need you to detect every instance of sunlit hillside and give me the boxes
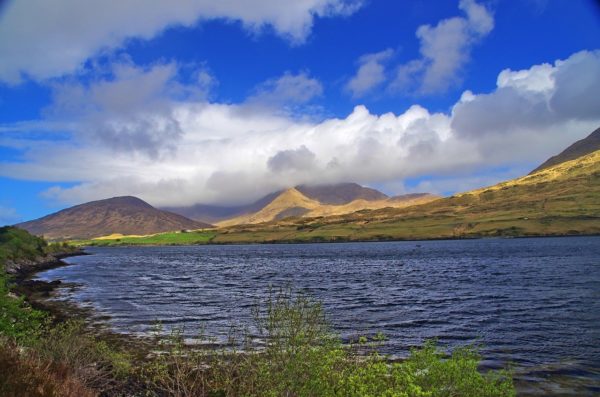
[213,149,600,243]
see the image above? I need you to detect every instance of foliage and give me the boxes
[0,270,47,342]
[0,226,48,264]
[0,226,79,343]
[141,289,515,397]
[0,338,95,397]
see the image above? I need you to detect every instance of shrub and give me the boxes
[0,272,47,343]
[33,320,132,392]
[0,339,95,397]
[142,289,515,397]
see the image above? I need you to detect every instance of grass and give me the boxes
[74,230,217,247]
[0,227,135,395]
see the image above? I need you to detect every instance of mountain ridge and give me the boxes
[530,126,600,174]
[216,189,439,227]
[164,182,397,224]
[16,196,211,240]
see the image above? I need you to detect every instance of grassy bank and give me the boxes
[1,227,515,396]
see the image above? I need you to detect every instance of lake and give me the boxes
[37,237,600,395]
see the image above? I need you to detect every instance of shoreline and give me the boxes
[79,231,600,248]
[7,249,87,282]
[7,249,95,323]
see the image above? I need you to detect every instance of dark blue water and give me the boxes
[38,237,600,395]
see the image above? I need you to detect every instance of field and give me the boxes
[75,230,217,246]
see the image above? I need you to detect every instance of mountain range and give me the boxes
[14,126,600,241]
[214,146,600,243]
[162,183,397,224]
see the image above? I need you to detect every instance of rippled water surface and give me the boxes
[38,237,600,395]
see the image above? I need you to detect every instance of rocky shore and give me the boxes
[5,249,88,320]
[5,249,85,281]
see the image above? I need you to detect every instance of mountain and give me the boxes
[296,183,388,204]
[530,126,600,174]
[217,188,322,227]
[213,149,600,243]
[16,196,211,240]
[165,182,395,224]
[216,188,438,227]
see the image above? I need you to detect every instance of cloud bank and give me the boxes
[1,50,599,207]
[0,0,360,83]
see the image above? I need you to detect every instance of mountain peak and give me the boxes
[296,182,388,205]
[93,196,153,208]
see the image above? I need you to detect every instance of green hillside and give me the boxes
[212,149,600,243]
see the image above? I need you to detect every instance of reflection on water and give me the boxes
[38,237,600,395]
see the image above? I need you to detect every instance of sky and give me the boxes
[1,0,599,224]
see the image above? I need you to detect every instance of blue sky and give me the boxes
[1,0,599,224]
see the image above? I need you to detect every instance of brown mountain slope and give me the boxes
[16,196,211,240]
[530,126,600,174]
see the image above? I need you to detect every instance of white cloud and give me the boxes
[391,0,494,94]
[268,145,318,173]
[44,60,213,158]
[345,49,393,97]
[247,72,323,107]
[0,0,361,83]
[1,50,599,208]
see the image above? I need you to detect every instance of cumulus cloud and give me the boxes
[345,49,393,97]
[391,0,494,94]
[268,145,317,173]
[1,50,599,207]
[0,0,361,83]
[44,60,216,158]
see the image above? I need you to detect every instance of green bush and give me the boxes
[142,290,515,397]
[0,226,48,265]
[0,271,47,343]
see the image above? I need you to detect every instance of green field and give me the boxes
[75,230,217,246]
